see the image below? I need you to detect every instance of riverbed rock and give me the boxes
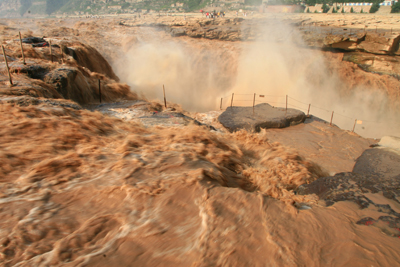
[297,137,400,236]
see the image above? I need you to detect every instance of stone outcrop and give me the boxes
[218,103,306,132]
[323,33,400,78]
[324,33,400,55]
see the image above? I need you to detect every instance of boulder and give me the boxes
[352,147,400,180]
[218,103,306,133]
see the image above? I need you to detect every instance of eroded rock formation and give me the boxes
[0,39,135,105]
[324,32,400,55]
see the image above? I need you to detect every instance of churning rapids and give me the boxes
[0,13,400,266]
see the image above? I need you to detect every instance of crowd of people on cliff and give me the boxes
[200,10,252,18]
[201,10,225,19]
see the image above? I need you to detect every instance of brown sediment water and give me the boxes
[0,14,400,265]
[0,103,399,266]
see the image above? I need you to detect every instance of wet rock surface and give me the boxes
[139,111,216,130]
[87,101,217,130]
[297,143,400,237]
[218,103,306,132]
[18,65,50,80]
[44,67,80,100]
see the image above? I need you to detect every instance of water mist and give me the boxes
[116,19,400,138]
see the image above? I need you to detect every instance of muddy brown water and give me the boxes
[0,15,400,265]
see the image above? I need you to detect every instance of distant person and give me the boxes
[206,12,209,18]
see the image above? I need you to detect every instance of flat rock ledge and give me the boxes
[218,103,306,133]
